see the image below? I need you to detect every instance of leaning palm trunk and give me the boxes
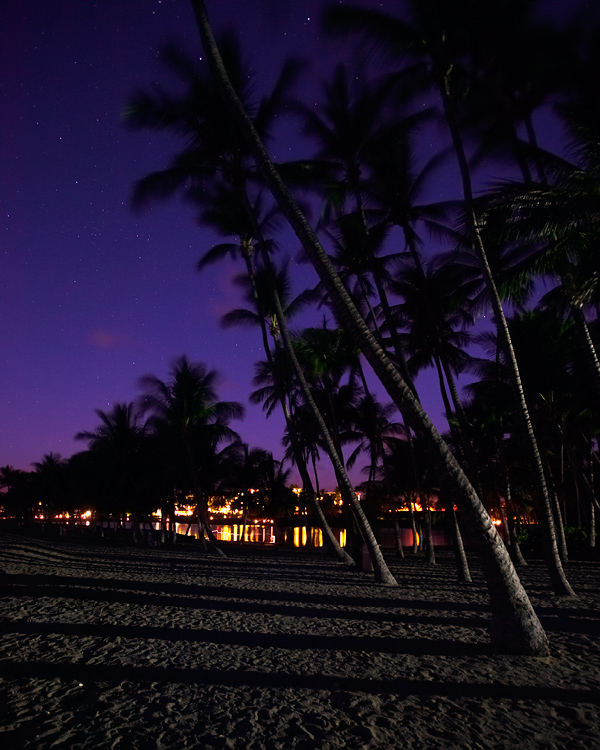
[423,497,436,565]
[571,304,600,399]
[194,495,225,557]
[270,288,396,584]
[451,507,472,583]
[235,208,353,566]
[546,465,569,563]
[552,489,569,563]
[393,517,405,559]
[588,448,597,549]
[312,479,354,564]
[408,499,419,554]
[287,420,354,566]
[190,0,549,653]
[505,474,527,566]
[438,73,573,597]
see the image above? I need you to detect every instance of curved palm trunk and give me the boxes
[422,495,436,565]
[408,498,419,554]
[451,507,472,583]
[438,74,573,597]
[270,289,396,584]
[546,464,569,562]
[441,358,470,439]
[236,187,353,567]
[288,422,354,565]
[500,499,526,567]
[197,499,225,557]
[393,516,405,559]
[587,443,597,549]
[434,355,454,425]
[571,304,600,399]
[190,0,550,652]
[186,438,225,557]
[435,356,471,475]
[373,275,417,396]
[504,473,527,566]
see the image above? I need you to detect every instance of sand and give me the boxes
[0,531,598,749]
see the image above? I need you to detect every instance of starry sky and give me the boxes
[0,0,587,487]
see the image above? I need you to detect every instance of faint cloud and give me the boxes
[89,328,129,350]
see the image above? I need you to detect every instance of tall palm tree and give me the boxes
[127,37,363,568]
[32,453,67,523]
[0,465,35,522]
[324,0,574,597]
[76,403,155,534]
[140,356,243,555]
[481,163,600,401]
[190,0,551,652]
[346,393,403,523]
[392,257,476,431]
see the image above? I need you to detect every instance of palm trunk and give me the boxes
[239,507,247,543]
[197,500,225,556]
[290,428,354,565]
[503,475,527,566]
[191,0,550,652]
[571,304,600,397]
[552,487,569,563]
[438,72,573,598]
[187,443,225,557]
[434,355,454,425]
[589,442,597,549]
[409,498,419,554]
[393,516,405,559]
[271,287,396,584]
[451,507,472,583]
[237,183,353,567]
[423,495,436,565]
[442,358,470,440]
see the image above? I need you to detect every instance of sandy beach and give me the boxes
[0,531,598,749]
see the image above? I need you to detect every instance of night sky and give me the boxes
[0,0,586,487]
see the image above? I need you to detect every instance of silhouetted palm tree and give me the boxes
[324,0,573,597]
[190,0,550,651]
[76,403,155,537]
[140,357,243,555]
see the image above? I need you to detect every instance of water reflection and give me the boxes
[213,523,275,544]
[172,521,346,548]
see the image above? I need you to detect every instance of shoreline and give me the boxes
[1,532,598,748]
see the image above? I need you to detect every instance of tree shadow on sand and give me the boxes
[0,657,597,705]
[0,619,489,656]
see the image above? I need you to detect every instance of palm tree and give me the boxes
[32,453,67,526]
[456,1,577,183]
[347,393,403,523]
[140,356,243,554]
[324,0,574,597]
[251,344,355,566]
[0,465,35,522]
[481,166,600,401]
[76,403,155,539]
[189,0,551,652]
[392,256,476,434]
[128,35,366,569]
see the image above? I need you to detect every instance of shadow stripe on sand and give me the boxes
[0,585,489,629]
[0,573,489,611]
[0,658,597,704]
[0,620,488,656]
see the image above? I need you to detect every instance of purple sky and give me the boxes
[0,0,584,487]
